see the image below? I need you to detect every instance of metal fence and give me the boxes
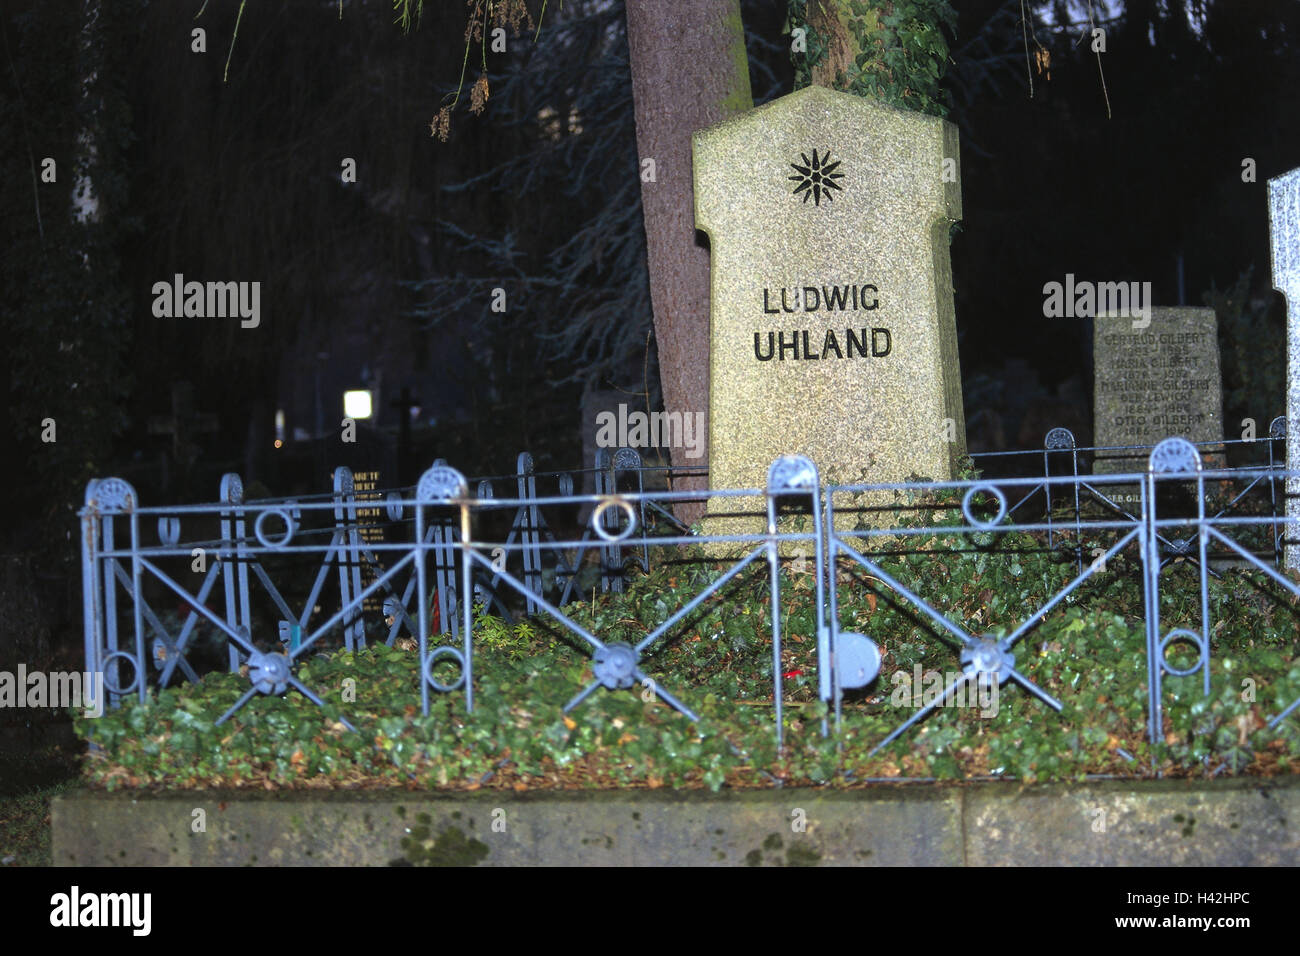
[79,428,1300,763]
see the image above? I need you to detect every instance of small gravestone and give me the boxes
[324,467,388,615]
[580,386,626,495]
[693,85,965,527]
[1092,308,1224,501]
[351,469,386,613]
[324,427,396,614]
[1269,165,1300,569]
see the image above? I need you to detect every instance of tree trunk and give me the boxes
[72,0,103,228]
[806,0,856,88]
[624,0,752,522]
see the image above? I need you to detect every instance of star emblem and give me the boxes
[788,149,844,206]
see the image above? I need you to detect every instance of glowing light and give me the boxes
[343,390,373,419]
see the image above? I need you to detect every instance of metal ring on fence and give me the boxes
[961,483,1008,530]
[100,650,141,695]
[424,645,466,692]
[158,516,181,546]
[386,492,404,521]
[592,497,637,543]
[254,508,297,549]
[1159,628,1206,678]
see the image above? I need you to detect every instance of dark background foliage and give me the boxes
[0,0,1297,658]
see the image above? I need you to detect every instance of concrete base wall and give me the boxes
[52,776,1300,866]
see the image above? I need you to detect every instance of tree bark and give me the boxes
[72,0,103,227]
[624,0,752,522]
[806,0,856,89]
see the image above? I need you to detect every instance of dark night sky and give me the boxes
[2,0,1298,524]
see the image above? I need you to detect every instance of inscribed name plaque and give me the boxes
[330,468,387,613]
[693,85,966,526]
[353,469,386,613]
[1092,308,1224,498]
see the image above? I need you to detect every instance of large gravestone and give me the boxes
[1092,308,1225,497]
[693,86,965,523]
[1270,166,1300,569]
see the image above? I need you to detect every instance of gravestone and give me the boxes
[580,386,627,495]
[350,469,386,613]
[323,468,388,614]
[1092,308,1225,502]
[693,85,966,528]
[1270,166,1300,569]
[323,428,397,614]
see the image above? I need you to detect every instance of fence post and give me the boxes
[417,464,472,716]
[332,467,366,650]
[516,453,543,613]
[765,455,826,738]
[219,473,251,672]
[1142,437,1210,751]
[1043,427,1082,574]
[1269,416,1287,567]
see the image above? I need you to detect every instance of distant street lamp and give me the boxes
[343,390,373,420]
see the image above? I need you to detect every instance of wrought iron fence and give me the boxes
[79,429,1300,768]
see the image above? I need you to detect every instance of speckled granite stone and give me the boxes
[693,86,965,533]
[1092,308,1224,498]
[1269,166,1300,569]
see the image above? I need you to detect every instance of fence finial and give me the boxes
[1044,427,1075,450]
[1148,437,1201,475]
[219,473,244,505]
[417,464,468,503]
[766,454,818,494]
[89,477,136,512]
